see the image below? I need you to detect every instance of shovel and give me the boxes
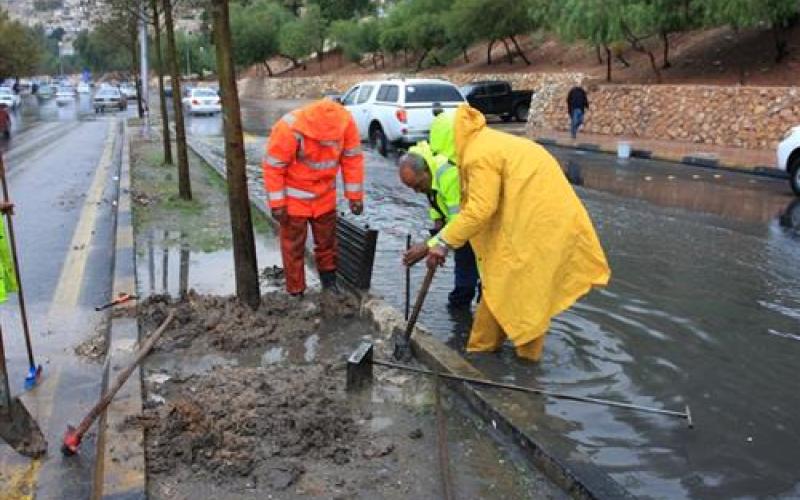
[393,265,436,362]
[0,323,46,457]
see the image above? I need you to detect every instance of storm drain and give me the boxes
[336,216,378,290]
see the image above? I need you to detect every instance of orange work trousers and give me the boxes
[280,210,337,295]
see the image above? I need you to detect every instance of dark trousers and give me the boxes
[280,210,337,294]
[570,108,584,139]
[449,242,479,307]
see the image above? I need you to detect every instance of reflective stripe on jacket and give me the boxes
[262,100,364,217]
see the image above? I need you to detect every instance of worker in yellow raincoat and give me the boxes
[424,105,610,361]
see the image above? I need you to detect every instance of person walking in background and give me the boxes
[567,86,589,139]
[262,99,365,298]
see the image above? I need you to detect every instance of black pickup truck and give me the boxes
[460,80,533,122]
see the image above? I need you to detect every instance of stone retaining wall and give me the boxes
[238,72,585,100]
[239,72,799,151]
[528,83,800,150]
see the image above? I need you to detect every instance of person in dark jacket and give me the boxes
[567,86,589,139]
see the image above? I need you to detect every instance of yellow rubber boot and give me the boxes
[466,301,506,352]
[515,335,546,362]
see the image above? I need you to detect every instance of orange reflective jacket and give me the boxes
[263,100,364,217]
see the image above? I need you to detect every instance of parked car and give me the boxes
[460,80,533,122]
[0,87,21,109]
[777,125,800,195]
[55,86,77,105]
[93,87,128,113]
[341,78,465,156]
[119,83,138,100]
[182,87,221,116]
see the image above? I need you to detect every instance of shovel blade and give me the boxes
[391,328,413,362]
[0,397,47,458]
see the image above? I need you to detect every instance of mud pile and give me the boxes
[140,290,360,352]
[141,363,357,488]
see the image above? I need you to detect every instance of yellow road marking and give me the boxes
[49,120,117,313]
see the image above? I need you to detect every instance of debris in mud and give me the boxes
[131,190,154,206]
[140,290,360,352]
[260,265,285,286]
[74,332,107,360]
[140,364,358,486]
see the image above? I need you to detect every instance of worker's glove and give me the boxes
[426,243,448,270]
[403,243,429,267]
[349,200,364,216]
[271,207,288,224]
[0,201,14,215]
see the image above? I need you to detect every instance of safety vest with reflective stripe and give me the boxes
[262,100,364,217]
[409,142,461,224]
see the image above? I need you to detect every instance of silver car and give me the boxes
[93,87,128,113]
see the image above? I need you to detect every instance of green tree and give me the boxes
[699,0,798,61]
[279,4,326,69]
[230,0,291,75]
[557,0,625,81]
[0,11,44,77]
[308,0,371,21]
[330,17,383,68]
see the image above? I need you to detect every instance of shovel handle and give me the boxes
[403,266,436,341]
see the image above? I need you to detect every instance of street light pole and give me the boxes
[139,0,150,132]
[58,41,63,77]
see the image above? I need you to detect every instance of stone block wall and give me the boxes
[238,72,799,151]
[238,72,585,101]
[528,83,800,151]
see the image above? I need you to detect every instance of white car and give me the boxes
[77,82,91,94]
[182,87,221,116]
[55,86,77,105]
[340,78,465,155]
[119,83,138,100]
[0,87,21,109]
[777,126,800,195]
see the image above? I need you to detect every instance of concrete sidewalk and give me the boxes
[531,128,781,175]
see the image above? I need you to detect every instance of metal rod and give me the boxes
[373,359,693,426]
[435,374,455,500]
[0,323,11,415]
[404,233,411,320]
[0,154,36,372]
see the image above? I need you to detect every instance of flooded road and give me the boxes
[180,100,800,498]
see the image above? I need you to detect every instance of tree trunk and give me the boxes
[416,48,430,71]
[509,35,530,65]
[317,44,323,73]
[773,24,789,63]
[604,44,612,82]
[501,38,513,64]
[403,48,408,67]
[263,61,273,76]
[661,31,671,69]
[487,39,495,65]
[645,48,661,82]
[131,34,144,119]
[462,46,469,64]
[150,0,172,165]
[163,0,192,200]
[595,44,603,65]
[210,0,261,309]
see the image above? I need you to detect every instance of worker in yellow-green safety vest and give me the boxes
[0,201,17,303]
[398,113,479,309]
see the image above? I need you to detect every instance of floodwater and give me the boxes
[179,100,800,498]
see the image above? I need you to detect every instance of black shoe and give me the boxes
[320,271,341,294]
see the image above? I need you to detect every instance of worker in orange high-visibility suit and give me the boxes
[263,100,365,296]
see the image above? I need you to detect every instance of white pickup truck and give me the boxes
[341,78,465,155]
[777,126,800,195]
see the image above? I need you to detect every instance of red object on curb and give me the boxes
[61,311,175,456]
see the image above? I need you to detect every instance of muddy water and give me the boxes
[357,149,800,498]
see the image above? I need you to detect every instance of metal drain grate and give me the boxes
[336,215,378,291]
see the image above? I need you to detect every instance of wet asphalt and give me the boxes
[0,92,133,497]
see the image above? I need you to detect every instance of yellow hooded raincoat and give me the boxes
[437,105,610,354]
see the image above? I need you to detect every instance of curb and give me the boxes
[359,297,634,499]
[94,121,147,500]
[536,136,789,180]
